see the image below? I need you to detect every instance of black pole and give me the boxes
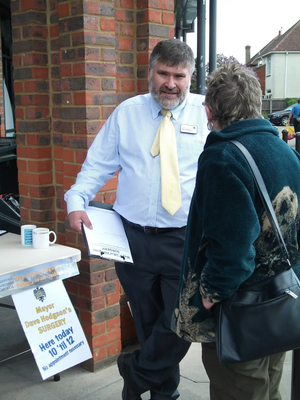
[196,1,206,95]
[209,0,217,73]
[296,132,300,154]
[176,26,182,40]
[291,349,300,400]
[290,132,300,400]
[282,129,288,143]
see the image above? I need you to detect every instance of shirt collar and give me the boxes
[149,93,189,121]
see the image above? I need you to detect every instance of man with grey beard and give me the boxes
[64,39,208,400]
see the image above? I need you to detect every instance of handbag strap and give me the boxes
[230,140,291,265]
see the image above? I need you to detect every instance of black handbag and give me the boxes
[212,140,300,364]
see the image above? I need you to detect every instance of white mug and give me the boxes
[32,228,57,249]
[21,224,37,246]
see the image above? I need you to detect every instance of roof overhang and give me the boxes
[175,0,198,33]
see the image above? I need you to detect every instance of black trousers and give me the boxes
[115,220,191,400]
[293,118,299,134]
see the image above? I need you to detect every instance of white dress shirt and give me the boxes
[64,92,209,228]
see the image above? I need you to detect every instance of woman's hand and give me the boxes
[202,298,214,310]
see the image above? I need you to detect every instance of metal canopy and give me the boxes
[175,0,218,94]
[175,0,198,35]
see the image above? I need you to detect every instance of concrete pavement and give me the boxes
[0,294,293,400]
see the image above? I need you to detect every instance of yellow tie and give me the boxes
[150,109,181,215]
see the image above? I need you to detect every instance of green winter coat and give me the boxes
[172,119,300,342]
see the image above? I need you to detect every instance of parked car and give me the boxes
[267,104,296,126]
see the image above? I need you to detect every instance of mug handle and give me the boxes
[49,231,57,245]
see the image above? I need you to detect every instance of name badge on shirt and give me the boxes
[180,124,198,134]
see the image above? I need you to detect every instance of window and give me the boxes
[266,56,271,76]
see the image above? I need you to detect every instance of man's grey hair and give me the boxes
[149,39,195,76]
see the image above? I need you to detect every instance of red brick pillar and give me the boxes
[12,0,55,229]
[58,2,121,371]
[114,0,137,348]
[136,0,175,92]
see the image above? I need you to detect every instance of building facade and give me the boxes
[247,20,300,99]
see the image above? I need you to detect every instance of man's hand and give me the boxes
[68,211,93,232]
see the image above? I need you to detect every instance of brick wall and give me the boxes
[12,0,54,227]
[11,0,174,372]
[255,64,266,95]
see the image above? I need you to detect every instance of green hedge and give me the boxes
[286,98,298,107]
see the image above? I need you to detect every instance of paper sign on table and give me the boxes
[12,279,92,380]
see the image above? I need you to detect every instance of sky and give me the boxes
[186,0,300,65]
